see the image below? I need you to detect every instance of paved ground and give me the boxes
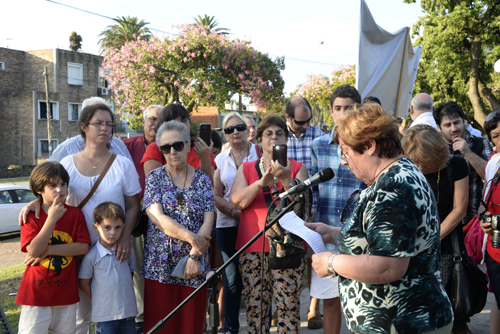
[1,178,495,333]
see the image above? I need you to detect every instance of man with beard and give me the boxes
[434,101,492,334]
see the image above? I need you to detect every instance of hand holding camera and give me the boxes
[479,211,500,248]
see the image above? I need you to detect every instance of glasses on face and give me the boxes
[247,125,256,130]
[224,124,247,134]
[340,190,361,224]
[145,116,157,124]
[262,130,285,138]
[292,116,312,126]
[88,121,115,129]
[159,141,187,154]
[340,148,351,162]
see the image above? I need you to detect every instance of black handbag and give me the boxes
[268,240,304,270]
[447,229,489,317]
[132,209,148,237]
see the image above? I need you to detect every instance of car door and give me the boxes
[0,190,20,234]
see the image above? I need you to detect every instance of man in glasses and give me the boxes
[309,85,365,334]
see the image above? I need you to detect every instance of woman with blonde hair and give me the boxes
[402,124,469,334]
[307,105,453,334]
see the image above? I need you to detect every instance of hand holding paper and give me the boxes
[279,212,326,253]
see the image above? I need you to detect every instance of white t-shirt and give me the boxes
[61,154,141,245]
[410,111,439,130]
[214,143,259,228]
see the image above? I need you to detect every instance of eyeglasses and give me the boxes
[88,121,115,129]
[262,130,285,138]
[247,125,256,130]
[340,148,351,162]
[224,124,247,134]
[159,141,187,154]
[292,116,312,126]
[340,190,361,224]
[145,116,157,124]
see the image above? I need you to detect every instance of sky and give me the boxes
[2,0,424,96]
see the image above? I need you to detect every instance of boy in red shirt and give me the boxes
[16,161,91,334]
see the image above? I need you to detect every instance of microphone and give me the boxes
[279,168,335,199]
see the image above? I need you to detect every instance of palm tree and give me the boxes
[193,15,230,35]
[69,32,82,52]
[98,16,152,55]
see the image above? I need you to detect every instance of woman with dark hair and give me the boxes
[230,115,309,334]
[307,104,453,334]
[20,103,141,334]
[140,104,216,181]
[479,110,500,334]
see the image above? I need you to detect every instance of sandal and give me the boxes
[307,311,323,329]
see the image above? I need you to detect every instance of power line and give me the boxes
[46,0,342,67]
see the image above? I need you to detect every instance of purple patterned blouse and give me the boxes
[141,167,215,288]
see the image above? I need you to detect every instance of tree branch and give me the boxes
[467,36,487,127]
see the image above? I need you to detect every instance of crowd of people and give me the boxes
[13,85,500,334]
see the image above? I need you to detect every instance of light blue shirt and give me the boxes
[48,135,132,162]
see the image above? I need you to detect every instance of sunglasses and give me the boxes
[159,141,186,154]
[292,116,312,126]
[340,190,361,224]
[224,124,247,134]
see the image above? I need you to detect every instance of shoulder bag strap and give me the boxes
[255,159,273,207]
[446,160,461,258]
[78,152,117,209]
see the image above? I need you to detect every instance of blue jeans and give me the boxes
[95,317,135,334]
[216,226,243,334]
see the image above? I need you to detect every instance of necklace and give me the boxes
[366,157,403,183]
[82,150,108,169]
[231,143,249,169]
[167,167,189,208]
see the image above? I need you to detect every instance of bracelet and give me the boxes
[229,208,233,218]
[327,254,338,278]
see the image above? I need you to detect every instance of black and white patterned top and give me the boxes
[337,157,453,334]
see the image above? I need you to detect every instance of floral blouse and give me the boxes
[141,167,214,288]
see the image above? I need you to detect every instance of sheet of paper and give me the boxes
[279,211,327,253]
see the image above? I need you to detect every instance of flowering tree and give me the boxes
[296,65,355,130]
[103,24,285,129]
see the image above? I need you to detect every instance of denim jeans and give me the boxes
[95,317,135,334]
[216,226,243,334]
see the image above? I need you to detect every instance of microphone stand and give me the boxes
[147,193,304,334]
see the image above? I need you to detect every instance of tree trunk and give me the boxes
[478,79,500,111]
[467,36,487,128]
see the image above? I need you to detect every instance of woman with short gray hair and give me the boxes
[142,120,215,333]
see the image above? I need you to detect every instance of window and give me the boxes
[0,62,4,71]
[68,103,82,121]
[14,190,37,203]
[68,62,83,85]
[38,101,59,120]
[0,190,13,204]
[38,139,58,156]
[98,67,110,88]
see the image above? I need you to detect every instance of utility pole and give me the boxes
[43,66,52,156]
[238,94,243,115]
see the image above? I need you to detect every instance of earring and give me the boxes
[369,153,372,156]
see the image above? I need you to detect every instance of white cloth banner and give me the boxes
[356,0,422,118]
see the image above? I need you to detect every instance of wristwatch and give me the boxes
[189,254,201,261]
[327,254,338,278]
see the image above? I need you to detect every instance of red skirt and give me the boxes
[144,278,207,334]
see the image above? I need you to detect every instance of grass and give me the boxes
[0,177,29,184]
[0,263,24,332]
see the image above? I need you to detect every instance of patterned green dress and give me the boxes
[337,157,453,334]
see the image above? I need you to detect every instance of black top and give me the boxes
[424,156,468,254]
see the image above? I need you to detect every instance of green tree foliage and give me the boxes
[296,65,355,130]
[193,15,230,35]
[98,16,152,55]
[69,32,82,52]
[404,0,500,128]
[103,24,285,130]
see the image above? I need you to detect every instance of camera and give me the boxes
[484,214,500,248]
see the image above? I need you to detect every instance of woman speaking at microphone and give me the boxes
[306,104,453,334]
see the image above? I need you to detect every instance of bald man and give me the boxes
[409,93,438,130]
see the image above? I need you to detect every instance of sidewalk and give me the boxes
[234,285,493,333]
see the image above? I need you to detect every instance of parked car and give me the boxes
[0,185,37,234]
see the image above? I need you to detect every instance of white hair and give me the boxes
[222,112,246,129]
[156,120,190,147]
[82,96,106,108]
[144,105,164,119]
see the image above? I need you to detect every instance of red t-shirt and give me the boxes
[140,142,217,171]
[16,205,91,306]
[236,159,302,253]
